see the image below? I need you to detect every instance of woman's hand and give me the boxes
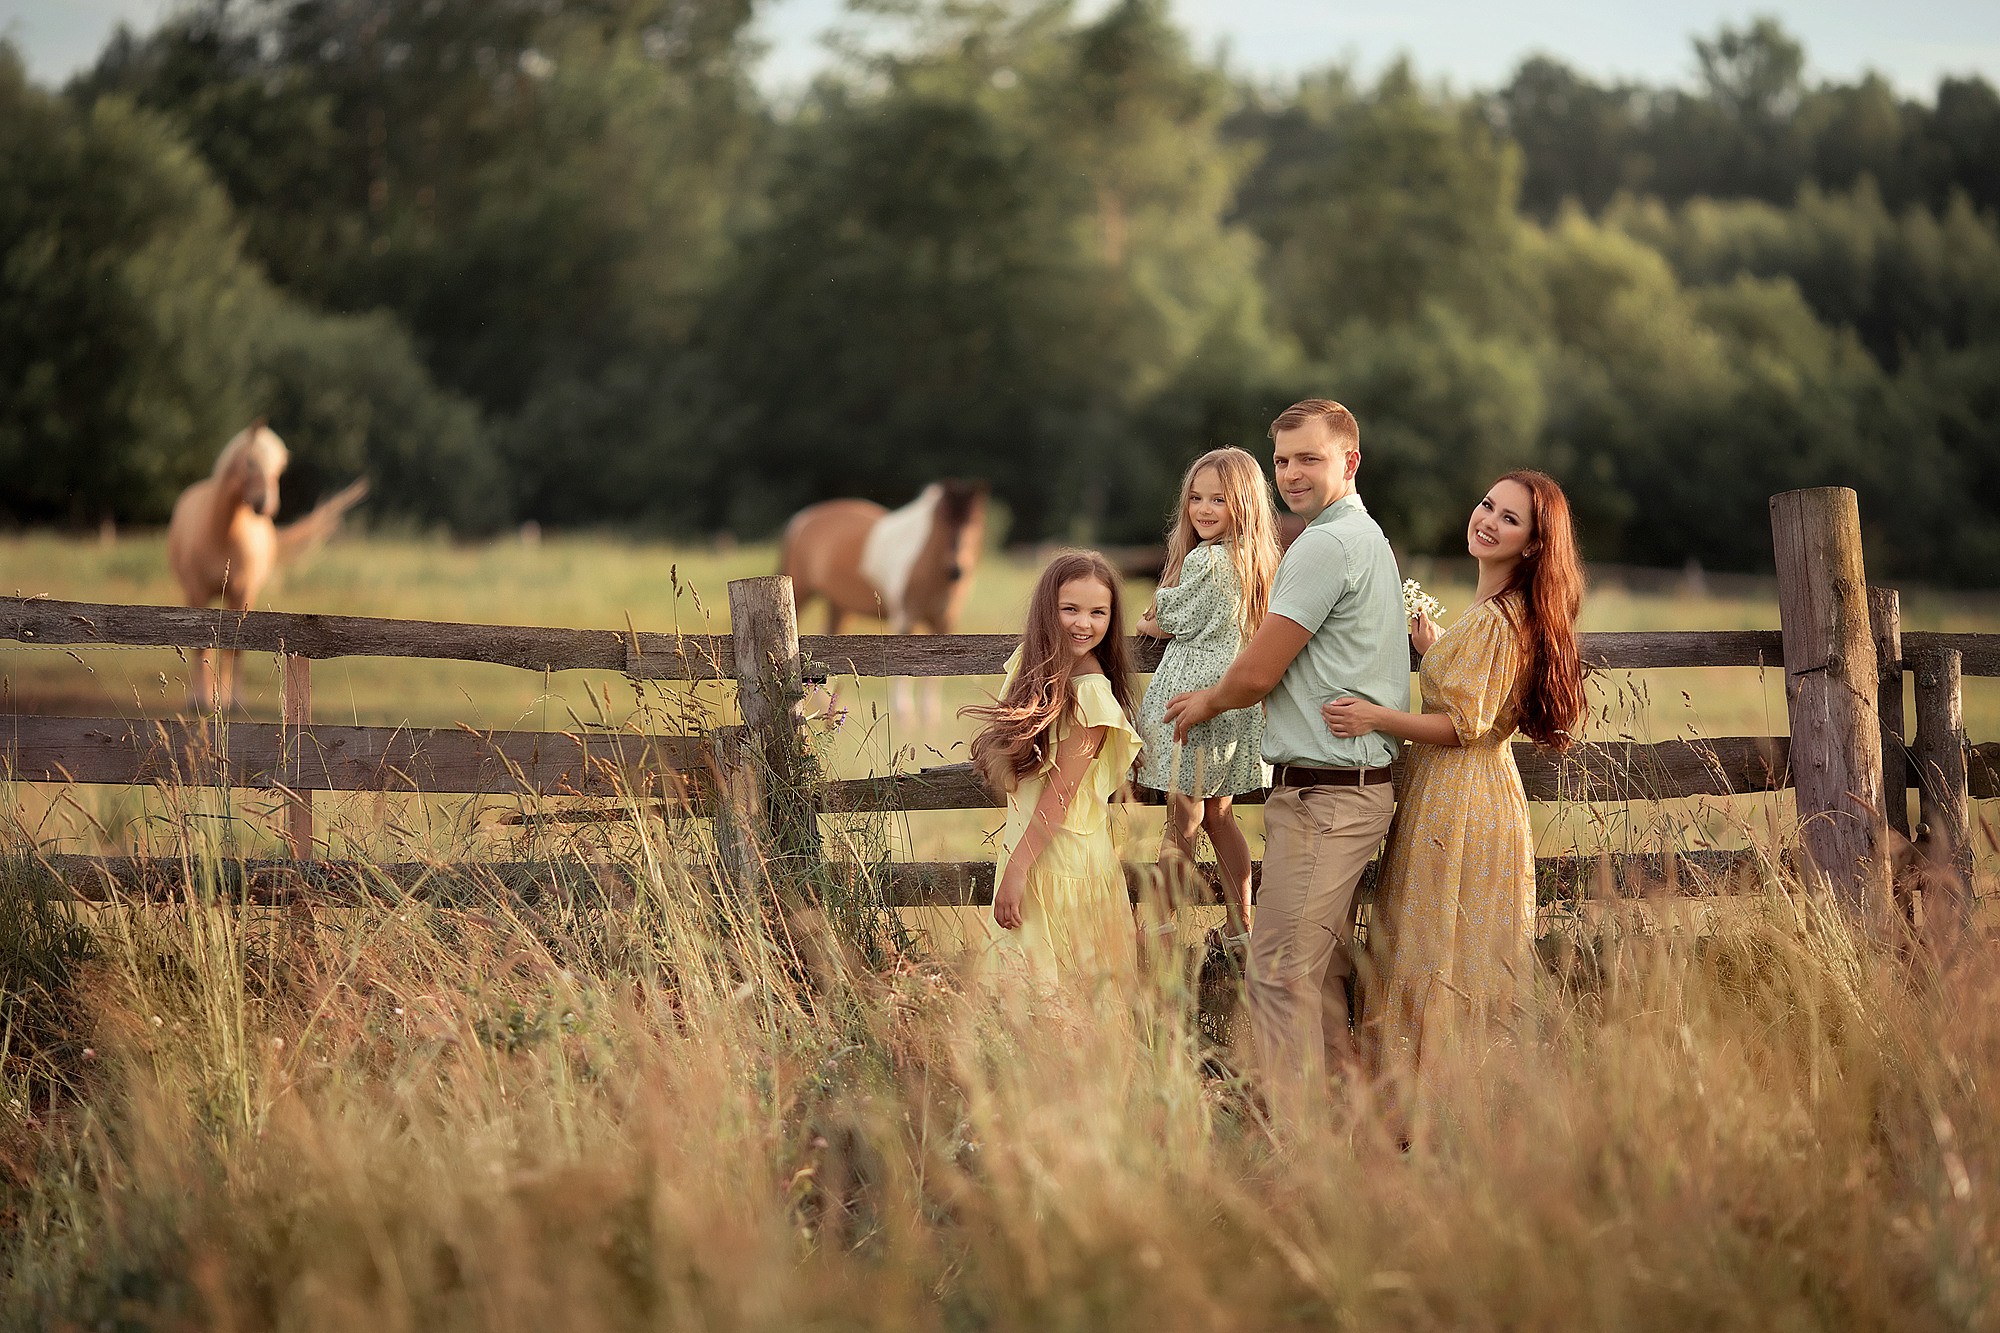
[993,864,1028,930]
[1137,607,1168,640]
[1410,611,1440,655]
[1321,696,1382,738]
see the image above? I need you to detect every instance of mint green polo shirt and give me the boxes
[1262,493,1410,770]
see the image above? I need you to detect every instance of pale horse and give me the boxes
[165,421,369,709]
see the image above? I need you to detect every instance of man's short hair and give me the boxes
[1269,399,1360,453]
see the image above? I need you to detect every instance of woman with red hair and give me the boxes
[1320,471,1587,1087]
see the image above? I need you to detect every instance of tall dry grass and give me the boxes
[0,813,1995,1330]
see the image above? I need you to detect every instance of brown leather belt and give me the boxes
[1271,763,1394,790]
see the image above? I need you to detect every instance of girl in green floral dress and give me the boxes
[1135,447,1283,934]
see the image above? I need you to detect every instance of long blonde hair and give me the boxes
[1157,447,1281,636]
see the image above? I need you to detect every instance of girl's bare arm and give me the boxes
[993,723,1107,927]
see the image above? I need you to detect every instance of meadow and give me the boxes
[1,530,1999,1329]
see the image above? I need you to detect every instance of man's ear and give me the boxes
[1343,448,1361,482]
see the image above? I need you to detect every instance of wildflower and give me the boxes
[1402,578,1444,622]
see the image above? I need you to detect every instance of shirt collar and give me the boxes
[1307,492,1365,528]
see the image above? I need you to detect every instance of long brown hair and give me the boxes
[1489,470,1587,751]
[962,551,1136,790]
[1156,447,1282,636]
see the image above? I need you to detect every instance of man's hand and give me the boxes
[1164,688,1221,742]
[1321,696,1382,738]
[992,863,1028,930]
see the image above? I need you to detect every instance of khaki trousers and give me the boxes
[1248,782,1396,1117]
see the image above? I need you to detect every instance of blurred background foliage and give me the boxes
[5,0,2000,580]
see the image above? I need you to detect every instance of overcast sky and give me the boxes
[5,0,1998,95]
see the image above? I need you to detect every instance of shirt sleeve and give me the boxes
[1154,545,1219,637]
[1266,529,1348,633]
[1436,603,1523,745]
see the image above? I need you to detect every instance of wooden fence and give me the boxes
[1,487,1993,925]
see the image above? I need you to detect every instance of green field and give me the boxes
[6,530,1999,873]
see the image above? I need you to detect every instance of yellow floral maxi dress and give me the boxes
[979,649,1143,989]
[1364,594,1533,1075]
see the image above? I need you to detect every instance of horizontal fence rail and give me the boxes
[12,719,1912,807]
[0,596,1855,677]
[18,847,1792,910]
[821,736,1800,811]
[1,715,708,797]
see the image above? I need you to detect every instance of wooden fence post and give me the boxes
[1868,587,1909,840]
[1770,488,1892,921]
[280,652,314,860]
[727,576,821,891]
[1911,646,1973,940]
[709,724,765,901]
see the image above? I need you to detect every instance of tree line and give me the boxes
[4,1,1999,582]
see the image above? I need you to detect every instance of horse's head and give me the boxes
[217,420,290,518]
[934,479,989,584]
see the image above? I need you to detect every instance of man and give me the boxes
[1164,398,1408,1119]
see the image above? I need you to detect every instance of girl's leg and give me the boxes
[1202,796,1254,937]
[1159,793,1204,887]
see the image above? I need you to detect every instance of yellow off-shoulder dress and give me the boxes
[1364,594,1534,1076]
[979,649,1143,988]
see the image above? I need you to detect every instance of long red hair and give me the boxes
[1490,471,1587,751]
[962,551,1136,790]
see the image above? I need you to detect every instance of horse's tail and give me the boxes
[277,478,370,565]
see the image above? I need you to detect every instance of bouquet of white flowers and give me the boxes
[1402,578,1445,623]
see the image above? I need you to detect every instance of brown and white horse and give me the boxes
[782,479,988,717]
[165,422,369,710]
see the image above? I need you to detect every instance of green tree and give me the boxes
[0,45,495,528]
[1247,64,1532,353]
[0,49,264,522]
[685,0,1283,541]
[81,0,766,525]
[1492,57,1645,217]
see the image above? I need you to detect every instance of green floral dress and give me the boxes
[1134,540,1271,797]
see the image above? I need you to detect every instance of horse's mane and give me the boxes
[213,422,287,478]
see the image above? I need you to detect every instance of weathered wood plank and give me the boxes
[794,630,1788,677]
[7,597,1818,676]
[1970,743,2000,800]
[730,576,820,883]
[1901,632,2000,679]
[281,653,315,858]
[0,715,707,796]
[1869,587,1909,839]
[1771,487,1891,918]
[23,855,631,908]
[823,736,1793,812]
[1912,647,1973,932]
[0,595,698,674]
[1577,630,1783,670]
[21,850,1787,910]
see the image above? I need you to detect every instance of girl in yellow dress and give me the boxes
[963,551,1142,987]
[1320,471,1587,1082]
